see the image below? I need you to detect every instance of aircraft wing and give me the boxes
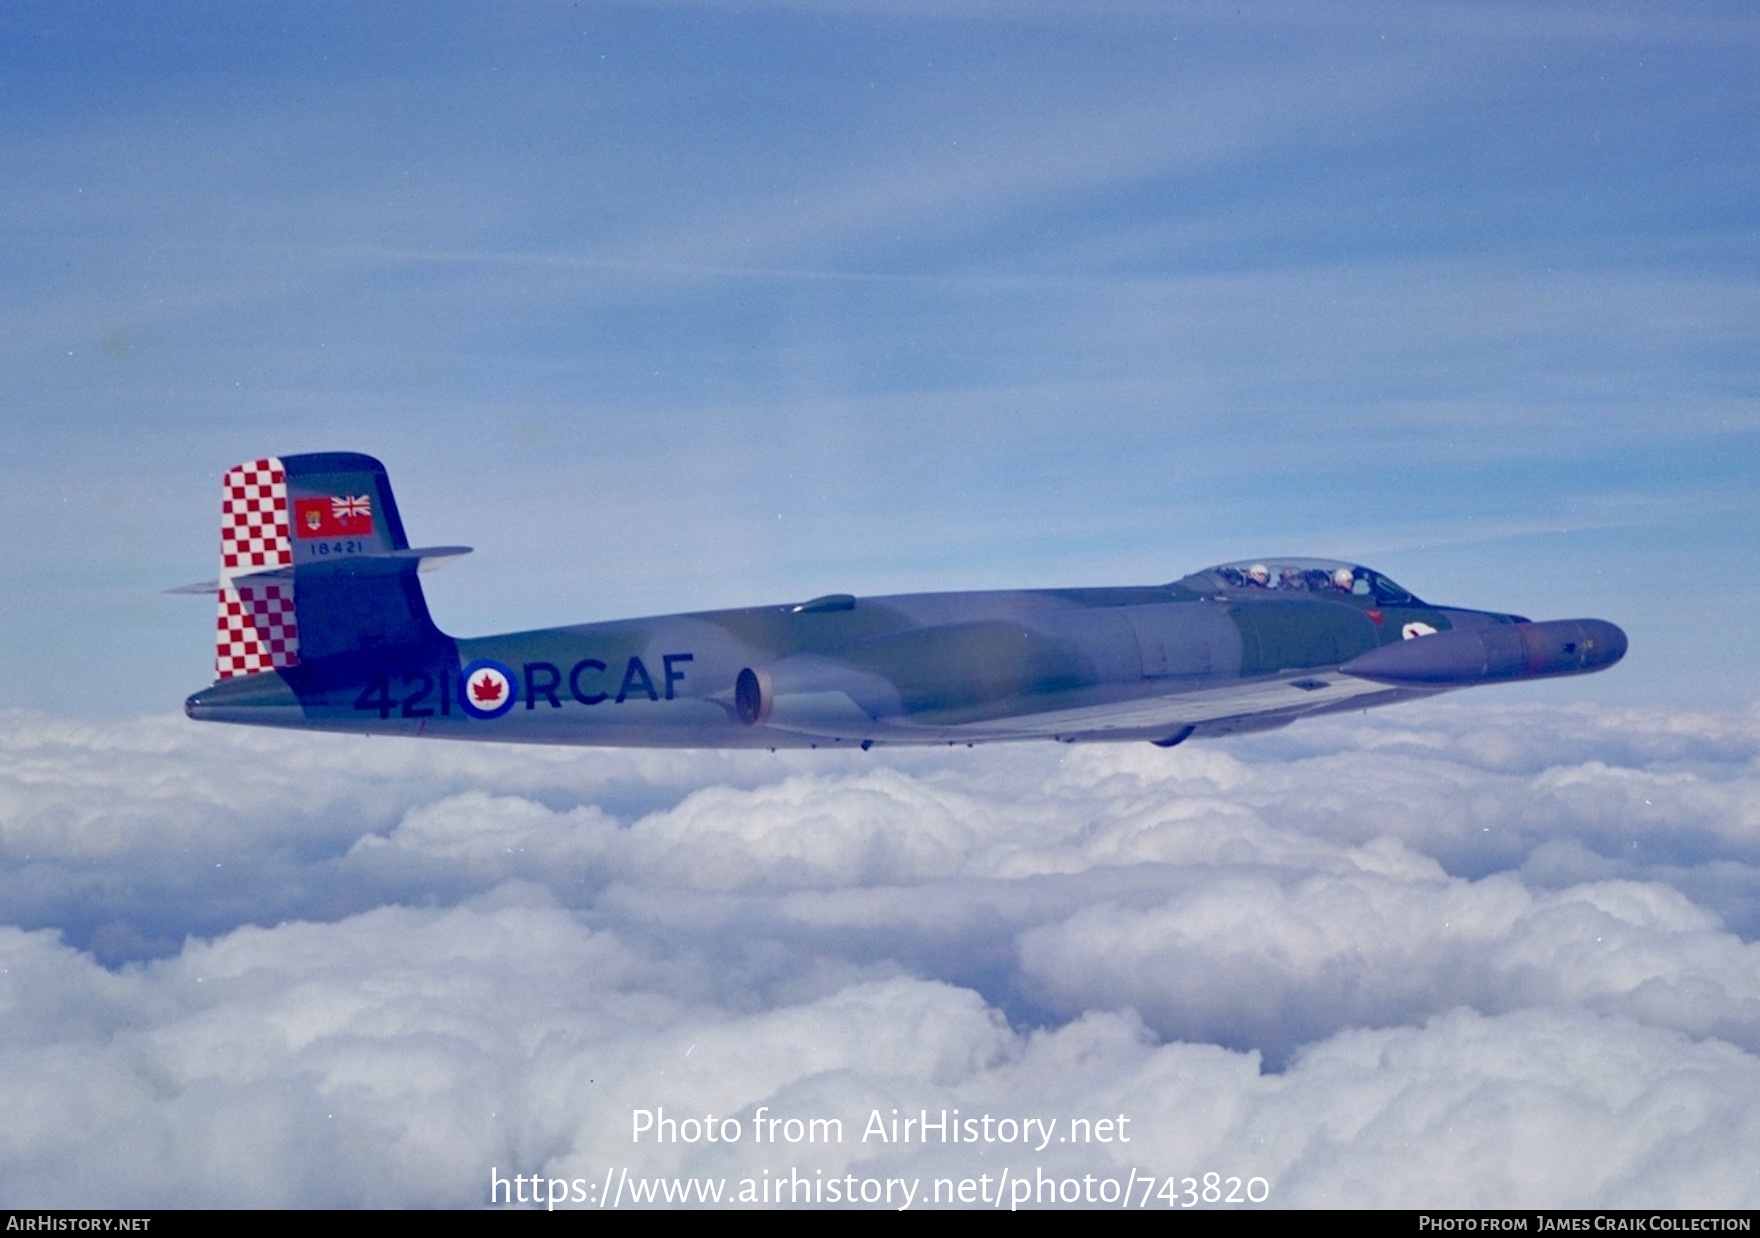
[977,672,1396,735]
[838,669,1425,745]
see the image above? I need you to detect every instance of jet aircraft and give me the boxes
[182,453,1626,749]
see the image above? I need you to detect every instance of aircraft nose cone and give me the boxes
[1580,619,1627,671]
[1339,616,1628,686]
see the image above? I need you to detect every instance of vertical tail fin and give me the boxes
[210,453,463,679]
[215,458,298,678]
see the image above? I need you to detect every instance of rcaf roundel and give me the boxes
[459,660,518,719]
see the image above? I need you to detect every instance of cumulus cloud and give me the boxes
[0,700,1758,1206]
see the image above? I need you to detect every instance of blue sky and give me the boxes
[3,4,1760,1209]
[2,1,1755,713]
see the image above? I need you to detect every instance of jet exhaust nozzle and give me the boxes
[1339,618,1626,687]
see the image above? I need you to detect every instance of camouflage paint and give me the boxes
[184,455,1626,750]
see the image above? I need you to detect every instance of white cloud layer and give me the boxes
[1,699,1758,1207]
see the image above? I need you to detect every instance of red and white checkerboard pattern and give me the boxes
[216,581,300,678]
[214,458,300,678]
[220,458,293,572]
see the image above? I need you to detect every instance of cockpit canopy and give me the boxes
[1175,558,1422,606]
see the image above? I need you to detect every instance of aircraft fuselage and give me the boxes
[182,455,1625,749]
[188,559,1625,749]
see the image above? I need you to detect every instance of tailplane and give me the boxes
[192,453,469,679]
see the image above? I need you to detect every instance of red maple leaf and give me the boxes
[471,673,505,703]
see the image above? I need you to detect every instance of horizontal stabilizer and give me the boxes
[168,546,471,595]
